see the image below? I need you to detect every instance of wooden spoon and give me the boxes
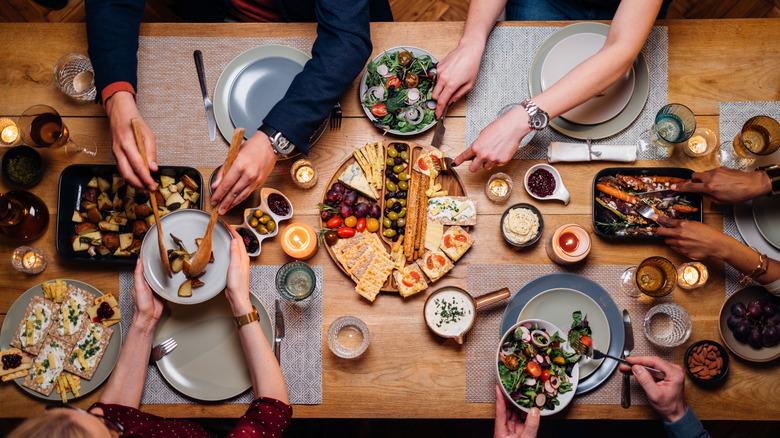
[187,127,244,278]
[130,118,171,277]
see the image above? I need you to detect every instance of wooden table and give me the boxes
[1,19,779,421]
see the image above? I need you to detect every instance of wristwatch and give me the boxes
[518,98,550,131]
[758,164,780,195]
[234,307,260,328]
[259,124,296,158]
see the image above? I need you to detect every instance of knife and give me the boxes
[431,103,450,148]
[621,309,634,409]
[274,299,285,364]
[193,50,217,141]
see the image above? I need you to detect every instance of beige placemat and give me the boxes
[135,36,314,167]
[466,264,673,405]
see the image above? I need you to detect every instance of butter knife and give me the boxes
[193,50,216,141]
[621,309,634,409]
[431,104,450,148]
[274,299,285,364]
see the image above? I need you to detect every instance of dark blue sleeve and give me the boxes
[663,407,710,438]
[262,0,372,154]
[85,0,145,102]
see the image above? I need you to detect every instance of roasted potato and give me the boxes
[102,233,120,251]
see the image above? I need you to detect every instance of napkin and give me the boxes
[547,141,637,163]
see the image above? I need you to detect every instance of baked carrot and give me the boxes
[596,183,638,204]
[649,176,686,184]
[671,204,699,213]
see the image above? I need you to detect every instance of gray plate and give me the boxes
[154,293,273,401]
[752,195,780,250]
[0,280,122,402]
[500,273,624,395]
[734,201,780,259]
[529,22,650,140]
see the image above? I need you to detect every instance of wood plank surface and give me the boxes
[1,20,779,421]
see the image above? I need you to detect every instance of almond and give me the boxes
[691,365,704,373]
[707,352,716,360]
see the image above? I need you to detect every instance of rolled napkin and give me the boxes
[548,141,637,163]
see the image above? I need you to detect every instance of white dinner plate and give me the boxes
[734,201,780,260]
[751,195,780,250]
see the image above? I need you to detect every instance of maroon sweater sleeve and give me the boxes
[228,397,292,438]
[90,403,210,437]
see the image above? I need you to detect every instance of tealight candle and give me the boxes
[290,159,318,189]
[683,128,717,157]
[546,224,591,265]
[11,246,47,274]
[280,222,318,260]
[485,172,513,203]
[677,262,708,289]
[0,118,20,146]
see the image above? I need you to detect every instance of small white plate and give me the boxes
[141,209,233,305]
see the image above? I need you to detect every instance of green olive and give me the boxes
[393,164,406,174]
[399,151,409,161]
[266,221,276,232]
[383,228,396,238]
[398,199,406,207]
[386,157,395,167]
[398,172,410,181]
[387,211,398,221]
[398,180,408,190]
[259,215,270,224]
[396,217,406,228]
[255,225,269,234]
[387,147,398,158]
[398,208,406,218]
[385,181,397,192]
[386,198,396,208]
[383,217,392,228]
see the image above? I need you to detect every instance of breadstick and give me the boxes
[404,154,420,261]
[415,187,428,260]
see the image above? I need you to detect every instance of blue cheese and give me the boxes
[338,162,378,200]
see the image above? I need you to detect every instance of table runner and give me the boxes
[465,264,673,405]
[135,36,314,167]
[118,265,323,405]
[465,26,668,160]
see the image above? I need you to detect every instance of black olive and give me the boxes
[398,227,405,235]
[397,190,407,198]
[385,168,394,177]
[392,234,400,242]
[384,208,392,215]
[392,203,402,212]
[396,143,407,151]
[394,157,404,165]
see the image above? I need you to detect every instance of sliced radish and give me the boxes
[524,378,536,387]
[550,376,560,389]
[535,354,544,364]
[365,85,385,101]
[425,100,437,110]
[406,88,421,103]
[376,64,389,76]
[535,393,546,407]
[531,330,551,347]
[544,380,555,395]
[515,326,531,342]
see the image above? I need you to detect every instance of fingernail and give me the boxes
[632,365,643,376]
[529,408,540,417]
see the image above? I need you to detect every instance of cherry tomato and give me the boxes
[326,216,342,228]
[398,50,412,66]
[443,234,453,248]
[355,217,367,232]
[404,73,418,88]
[580,335,593,348]
[434,254,447,267]
[540,369,551,382]
[371,103,388,117]
[386,76,402,90]
[366,217,380,233]
[337,226,356,238]
[323,230,339,246]
[417,157,429,171]
[402,270,421,287]
[426,255,434,270]
[525,361,542,378]
[344,215,357,228]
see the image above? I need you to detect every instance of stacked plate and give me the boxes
[734,197,780,259]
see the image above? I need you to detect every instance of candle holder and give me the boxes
[11,246,47,274]
[683,128,717,158]
[275,261,316,302]
[280,222,318,260]
[677,262,709,290]
[485,172,513,203]
[290,159,318,189]
[0,118,20,147]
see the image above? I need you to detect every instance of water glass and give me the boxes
[275,261,316,301]
[719,115,780,170]
[643,303,692,348]
[639,104,696,159]
[327,316,370,359]
[54,53,97,102]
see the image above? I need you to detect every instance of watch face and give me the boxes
[530,112,549,130]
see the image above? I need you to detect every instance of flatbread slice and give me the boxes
[440,225,474,262]
[51,285,96,345]
[393,264,428,298]
[0,348,32,378]
[417,250,454,283]
[64,323,113,380]
[23,336,71,396]
[10,296,59,356]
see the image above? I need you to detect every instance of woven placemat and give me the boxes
[719,101,780,169]
[135,36,314,167]
[465,26,668,160]
[465,264,673,405]
[118,265,323,404]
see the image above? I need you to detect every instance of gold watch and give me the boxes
[234,308,260,328]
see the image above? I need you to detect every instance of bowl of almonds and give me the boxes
[684,340,729,387]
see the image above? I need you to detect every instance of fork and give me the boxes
[329,102,342,130]
[571,337,666,380]
[151,337,178,362]
[636,203,659,223]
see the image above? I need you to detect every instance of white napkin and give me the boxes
[547,141,637,163]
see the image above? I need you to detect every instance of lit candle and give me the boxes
[677,262,709,289]
[280,223,318,260]
[485,172,513,203]
[290,159,318,189]
[684,128,716,157]
[546,224,591,265]
[0,118,20,146]
[11,246,47,274]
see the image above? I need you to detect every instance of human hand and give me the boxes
[672,167,771,204]
[454,106,530,172]
[656,217,733,261]
[494,385,540,438]
[105,92,158,190]
[131,259,164,329]
[225,226,253,317]
[618,356,686,423]
[431,40,485,118]
[211,131,278,214]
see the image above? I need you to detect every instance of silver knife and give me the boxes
[193,50,216,141]
[431,104,450,148]
[274,299,285,364]
[621,309,634,409]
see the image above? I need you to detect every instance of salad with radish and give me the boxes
[498,322,578,411]
[361,48,437,134]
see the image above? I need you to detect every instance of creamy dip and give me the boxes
[425,289,475,337]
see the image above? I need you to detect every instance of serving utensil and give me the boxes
[636,203,659,223]
[571,338,666,380]
[131,118,171,277]
[431,104,450,148]
[274,299,285,363]
[151,337,178,362]
[188,128,243,277]
[193,50,216,141]
[621,309,634,408]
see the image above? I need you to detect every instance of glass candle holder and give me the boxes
[677,262,709,290]
[644,303,692,348]
[327,315,370,359]
[0,118,21,146]
[485,172,513,203]
[11,246,47,274]
[683,128,717,158]
[275,261,316,301]
[290,159,318,189]
[54,53,97,102]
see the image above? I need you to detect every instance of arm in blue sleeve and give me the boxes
[664,407,710,438]
[262,0,372,154]
[85,0,145,101]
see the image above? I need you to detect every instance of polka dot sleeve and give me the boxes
[228,397,293,438]
[90,403,211,438]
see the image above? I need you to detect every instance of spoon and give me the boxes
[131,118,171,277]
[187,127,244,278]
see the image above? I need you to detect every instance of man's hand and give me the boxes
[105,91,158,190]
[211,131,278,214]
[672,167,771,204]
[131,259,164,330]
[494,385,540,438]
[656,217,733,261]
[454,106,530,172]
[431,40,485,118]
[618,356,687,423]
[225,226,253,317]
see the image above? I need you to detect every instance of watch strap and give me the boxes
[758,164,780,195]
[234,308,260,328]
[519,98,549,130]
[259,124,296,156]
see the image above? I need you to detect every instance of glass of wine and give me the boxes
[620,256,677,298]
[637,104,697,159]
[18,104,97,156]
[719,115,780,170]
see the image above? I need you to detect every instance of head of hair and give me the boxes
[9,409,93,438]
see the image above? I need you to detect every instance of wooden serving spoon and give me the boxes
[131,118,172,277]
[187,127,244,278]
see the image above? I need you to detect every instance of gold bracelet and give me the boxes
[739,250,768,285]
[234,308,260,328]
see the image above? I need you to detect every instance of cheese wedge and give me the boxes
[338,162,378,200]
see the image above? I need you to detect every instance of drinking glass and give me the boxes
[275,261,316,301]
[18,105,97,156]
[327,315,370,359]
[719,115,780,170]
[620,256,677,298]
[53,53,97,102]
[638,104,697,159]
[643,303,692,348]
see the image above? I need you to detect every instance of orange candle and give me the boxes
[281,223,318,260]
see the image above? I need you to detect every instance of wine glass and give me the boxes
[620,256,677,298]
[637,104,697,159]
[719,115,780,170]
[18,104,97,156]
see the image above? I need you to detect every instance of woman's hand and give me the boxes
[432,40,485,118]
[225,226,253,317]
[494,385,540,438]
[105,92,158,190]
[618,356,687,423]
[131,259,163,330]
[672,167,771,204]
[655,217,733,261]
[211,131,279,214]
[454,106,530,172]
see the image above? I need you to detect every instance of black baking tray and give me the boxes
[56,164,203,266]
[592,167,703,241]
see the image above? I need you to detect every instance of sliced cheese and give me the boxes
[338,162,378,200]
[62,306,70,335]
[424,222,444,251]
[35,306,43,322]
[47,352,56,367]
[25,320,34,345]
[76,349,89,370]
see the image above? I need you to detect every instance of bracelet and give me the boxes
[234,307,260,328]
[739,250,768,285]
[757,165,780,195]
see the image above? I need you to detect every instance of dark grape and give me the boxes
[761,302,776,318]
[766,313,780,327]
[339,204,353,218]
[731,302,747,317]
[749,327,763,349]
[344,191,358,205]
[762,326,779,348]
[326,190,340,203]
[747,300,763,319]
[734,321,751,342]
[727,315,742,330]
[321,210,334,221]
[354,202,370,218]
[369,204,381,218]
[332,182,346,194]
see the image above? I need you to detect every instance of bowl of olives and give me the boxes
[719,285,780,363]
[380,142,412,243]
[236,188,294,257]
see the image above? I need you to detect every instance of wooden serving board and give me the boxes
[320,141,468,292]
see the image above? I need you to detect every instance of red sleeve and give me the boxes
[228,397,292,438]
[101,81,136,104]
